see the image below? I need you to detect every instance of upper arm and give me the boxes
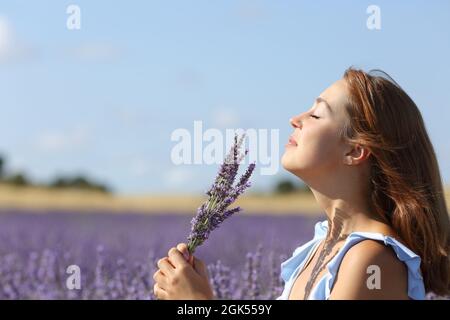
[329,239,409,300]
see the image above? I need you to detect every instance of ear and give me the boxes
[343,144,371,165]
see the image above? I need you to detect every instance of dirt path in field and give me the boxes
[0,184,323,215]
[0,184,448,216]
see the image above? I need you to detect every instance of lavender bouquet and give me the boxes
[187,133,256,256]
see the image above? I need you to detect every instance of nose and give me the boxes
[290,115,302,129]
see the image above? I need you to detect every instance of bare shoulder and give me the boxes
[329,239,409,300]
[340,239,406,272]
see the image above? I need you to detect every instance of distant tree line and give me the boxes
[273,179,311,194]
[0,154,111,193]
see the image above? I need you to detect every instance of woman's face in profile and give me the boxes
[281,79,351,179]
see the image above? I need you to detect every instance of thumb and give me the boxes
[176,243,190,262]
[193,256,209,279]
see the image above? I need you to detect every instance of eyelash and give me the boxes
[310,115,320,119]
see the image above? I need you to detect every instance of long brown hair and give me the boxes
[342,67,450,295]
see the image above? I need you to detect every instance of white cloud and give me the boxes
[66,42,123,62]
[211,107,240,128]
[111,106,153,128]
[34,127,91,153]
[175,69,204,89]
[129,157,151,177]
[0,16,35,64]
[164,167,193,188]
[0,17,12,50]
[235,0,269,22]
[0,17,120,64]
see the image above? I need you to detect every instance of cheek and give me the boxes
[282,128,342,172]
[304,134,338,161]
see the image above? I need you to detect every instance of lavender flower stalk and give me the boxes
[187,133,256,255]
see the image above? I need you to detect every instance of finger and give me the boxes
[175,243,193,266]
[168,247,189,268]
[153,283,168,300]
[176,243,190,261]
[157,257,175,276]
[193,256,209,279]
[152,269,168,289]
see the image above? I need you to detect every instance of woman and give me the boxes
[152,67,450,300]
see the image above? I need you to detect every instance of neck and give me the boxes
[309,184,387,240]
[295,163,393,239]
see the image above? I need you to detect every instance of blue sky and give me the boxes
[0,0,449,194]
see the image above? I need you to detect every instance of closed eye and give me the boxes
[310,115,320,119]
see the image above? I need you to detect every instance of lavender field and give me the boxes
[0,210,322,300]
[0,210,446,300]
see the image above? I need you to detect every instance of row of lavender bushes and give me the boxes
[0,244,286,300]
[0,211,306,300]
[0,211,447,300]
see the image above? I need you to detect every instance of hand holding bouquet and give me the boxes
[153,133,255,300]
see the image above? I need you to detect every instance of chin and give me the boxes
[281,152,297,173]
[281,152,310,179]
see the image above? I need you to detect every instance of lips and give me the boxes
[288,135,298,147]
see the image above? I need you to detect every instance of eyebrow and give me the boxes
[315,97,332,113]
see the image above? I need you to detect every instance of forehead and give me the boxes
[319,79,349,114]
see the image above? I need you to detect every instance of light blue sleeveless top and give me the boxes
[276,220,426,300]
